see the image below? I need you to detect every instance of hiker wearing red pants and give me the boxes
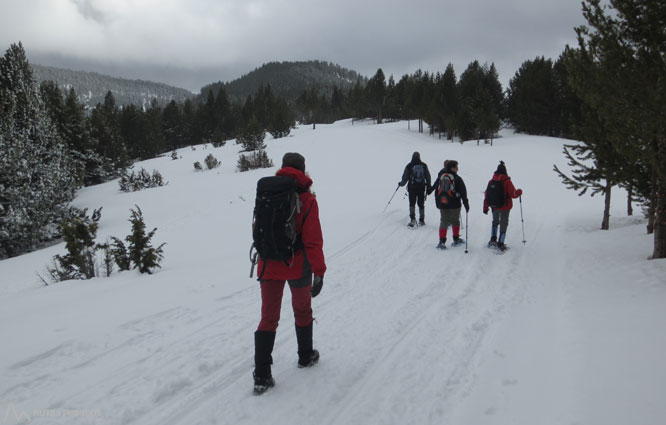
[252,152,326,394]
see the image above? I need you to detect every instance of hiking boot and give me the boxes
[253,371,275,394]
[253,330,275,394]
[488,236,497,248]
[436,238,447,250]
[497,242,507,251]
[408,218,417,228]
[297,349,320,368]
[296,323,319,368]
[419,218,425,226]
[452,237,464,246]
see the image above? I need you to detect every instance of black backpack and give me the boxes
[410,164,426,185]
[436,173,457,207]
[486,179,506,208]
[250,176,302,278]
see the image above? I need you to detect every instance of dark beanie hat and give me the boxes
[412,152,420,161]
[282,152,305,172]
[446,160,458,172]
[496,161,507,175]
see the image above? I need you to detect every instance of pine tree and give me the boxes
[507,57,562,136]
[568,0,666,258]
[0,42,78,258]
[90,91,128,172]
[367,68,387,124]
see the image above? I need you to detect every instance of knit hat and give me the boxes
[496,161,507,175]
[282,152,305,172]
[412,152,421,162]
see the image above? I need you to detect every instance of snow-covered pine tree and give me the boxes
[0,42,78,258]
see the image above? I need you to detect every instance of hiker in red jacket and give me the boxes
[483,161,523,251]
[253,152,326,394]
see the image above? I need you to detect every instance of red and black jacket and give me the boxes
[257,167,326,280]
[483,173,522,211]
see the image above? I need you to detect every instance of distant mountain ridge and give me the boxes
[31,64,194,109]
[201,60,367,103]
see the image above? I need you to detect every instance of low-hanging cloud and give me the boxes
[0,0,586,91]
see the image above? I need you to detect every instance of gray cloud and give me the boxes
[0,0,587,92]
[70,0,108,24]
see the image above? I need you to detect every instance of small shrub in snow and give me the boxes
[193,161,203,172]
[204,154,221,170]
[110,205,166,274]
[171,150,179,160]
[45,207,104,283]
[237,150,273,172]
[118,168,167,192]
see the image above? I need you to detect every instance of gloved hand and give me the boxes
[311,276,323,298]
[426,186,434,195]
[483,208,489,215]
[464,202,470,213]
[397,181,404,187]
[516,189,523,197]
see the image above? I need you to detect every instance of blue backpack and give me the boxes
[410,164,426,184]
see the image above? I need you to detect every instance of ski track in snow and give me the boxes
[2,121,665,425]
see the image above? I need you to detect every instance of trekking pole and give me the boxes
[382,185,400,213]
[464,211,469,253]
[519,195,526,244]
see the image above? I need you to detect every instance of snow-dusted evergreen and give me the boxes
[0,43,78,258]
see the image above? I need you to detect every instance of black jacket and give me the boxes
[430,169,469,210]
[399,160,431,191]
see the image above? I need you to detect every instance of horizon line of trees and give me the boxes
[3,0,664,262]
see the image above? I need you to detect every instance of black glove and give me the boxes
[483,208,488,215]
[426,186,434,195]
[397,181,403,187]
[464,203,470,213]
[311,275,323,297]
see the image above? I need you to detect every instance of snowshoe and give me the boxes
[253,373,275,395]
[297,349,320,368]
[418,219,425,226]
[452,238,465,247]
[436,240,447,250]
[407,218,417,228]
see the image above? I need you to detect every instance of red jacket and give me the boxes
[483,173,522,211]
[257,167,326,280]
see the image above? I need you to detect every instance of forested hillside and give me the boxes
[201,60,366,103]
[32,64,193,108]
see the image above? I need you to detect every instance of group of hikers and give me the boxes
[398,151,523,251]
[249,151,522,395]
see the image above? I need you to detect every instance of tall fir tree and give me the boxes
[0,42,78,258]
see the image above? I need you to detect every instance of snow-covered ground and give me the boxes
[1,120,664,425]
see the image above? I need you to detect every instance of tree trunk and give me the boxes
[647,199,655,234]
[627,185,633,216]
[651,178,666,259]
[601,180,611,230]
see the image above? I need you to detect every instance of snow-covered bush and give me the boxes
[118,168,166,192]
[204,154,221,169]
[237,150,273,172]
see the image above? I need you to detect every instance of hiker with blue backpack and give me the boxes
[398,152,431,227]
[250,152,327,394]
[483,161,523,252]
[429,160,469,249]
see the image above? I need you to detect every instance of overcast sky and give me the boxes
[0,0,587,93]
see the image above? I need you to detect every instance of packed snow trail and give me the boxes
[1,121,665,425]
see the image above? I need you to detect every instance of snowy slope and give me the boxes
[1,120,665,425]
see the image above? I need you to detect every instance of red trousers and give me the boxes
[257,280,313,332]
